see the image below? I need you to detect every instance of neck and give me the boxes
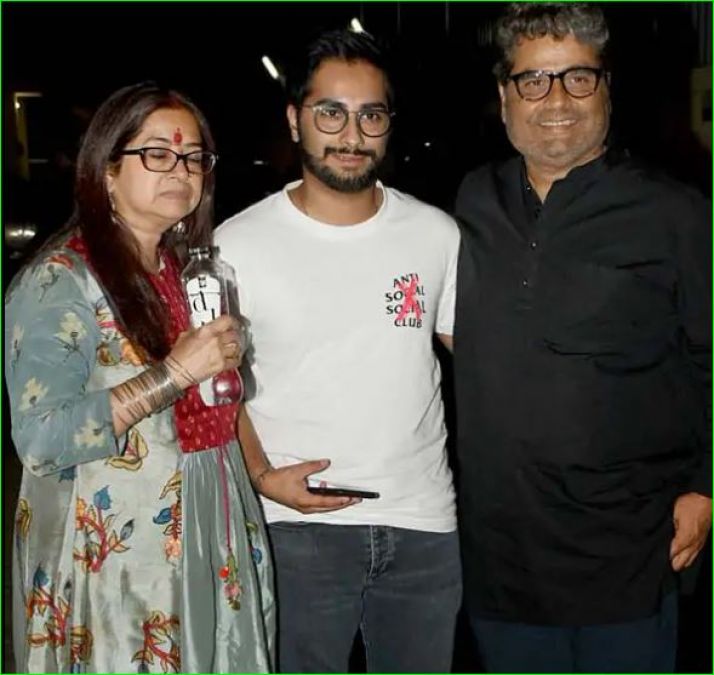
[131,230,162,274]
[525,146,606,202]
[292,173,382,226]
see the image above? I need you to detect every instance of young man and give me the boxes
[454,4,711,672]
[215,30,461,674]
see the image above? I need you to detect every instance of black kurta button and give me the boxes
[529,241,537,249]
[521,279,529,287]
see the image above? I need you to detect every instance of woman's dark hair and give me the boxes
[493,3,610,82]
[71,82,216,361]
[286,29,394,109]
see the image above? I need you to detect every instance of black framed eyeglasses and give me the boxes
[508,67,607,101]
[302,103,395,137]
[119,147,218,175]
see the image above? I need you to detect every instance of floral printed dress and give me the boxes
[5,233,275,673]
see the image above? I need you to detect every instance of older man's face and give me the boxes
[498,33,611,175]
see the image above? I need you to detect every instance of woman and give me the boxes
[5,83,274,673]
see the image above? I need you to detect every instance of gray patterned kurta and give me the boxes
[5,238,275,673]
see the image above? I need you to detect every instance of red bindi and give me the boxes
[173,128,183,144]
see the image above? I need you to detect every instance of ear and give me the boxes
[497,83,508,125]
[105,169,115,195]
[286,105,300,142]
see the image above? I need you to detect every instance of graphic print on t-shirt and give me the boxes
[385,272,426,328]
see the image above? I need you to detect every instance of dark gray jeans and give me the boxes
[268,522,462,673]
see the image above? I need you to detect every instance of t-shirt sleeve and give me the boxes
[435,220,460,336]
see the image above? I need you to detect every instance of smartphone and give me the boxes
[307,483,380,499]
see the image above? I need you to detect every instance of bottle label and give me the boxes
[186,275,221,328]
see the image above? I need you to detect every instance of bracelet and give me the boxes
[165,355,198,388]
[252,467,272,488]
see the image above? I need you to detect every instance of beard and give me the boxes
[299,142,383,193]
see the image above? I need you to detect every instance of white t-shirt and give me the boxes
[215,181,459,532]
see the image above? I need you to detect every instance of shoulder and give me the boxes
[609,158,710,230]
[7,238,93,305]
[215,190,284,246]
[458,158,518,192]
[384,186,459,241]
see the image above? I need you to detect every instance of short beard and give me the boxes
[299,143,382,193]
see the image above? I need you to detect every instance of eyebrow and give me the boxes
[143,134,202,148]
[311,98,389,110]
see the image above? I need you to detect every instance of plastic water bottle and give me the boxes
[181,246,243,405]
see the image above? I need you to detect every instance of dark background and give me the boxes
[3,2,712,672]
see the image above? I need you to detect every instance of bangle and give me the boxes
[112,361,183,426]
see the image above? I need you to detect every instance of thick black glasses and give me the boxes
[120,147,217,175]
[302,103,395,137]
[508,67,606,101]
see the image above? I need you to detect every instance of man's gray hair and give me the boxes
[493,3,610,82]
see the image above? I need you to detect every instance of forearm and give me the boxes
[110,357,193,436]
[437,333,453,353]
[237,405,272,489]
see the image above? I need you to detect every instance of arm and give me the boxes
[237,405,361,514]
[6,261,126,476]
[669,191,712,570]
[6,259,241,476]
[437,333,453,353]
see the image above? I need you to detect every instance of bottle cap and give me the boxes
[187,246,212,257]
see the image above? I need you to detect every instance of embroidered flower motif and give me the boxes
[154,472,182,564]
[246,521,264,564]
[26,567,72,649]
[74,419,105,449]
[132,610,181,673]
[55,312,87,343]
[69,625,93,672]
[19,378,49,411]
[106,428,149,471]
[74,498,87,530]
[73,487,133,573]
[164,537,182,561]
[16,498,32,540]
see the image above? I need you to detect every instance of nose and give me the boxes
[340,111,364,147]
[171,155,191,179]
[544,77,570,106]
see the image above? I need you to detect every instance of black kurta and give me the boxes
[454,152,711,625]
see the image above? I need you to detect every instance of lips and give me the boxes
[160,189,191,199]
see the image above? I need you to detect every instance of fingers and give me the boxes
[298,495,362,514]
[291,459,331,478]
[671,544,702,571]
[670,528,707,571]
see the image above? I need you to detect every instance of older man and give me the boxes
[454,3,711,672]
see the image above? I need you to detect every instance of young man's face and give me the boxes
[288,58,391,193]
[498,33,611,175]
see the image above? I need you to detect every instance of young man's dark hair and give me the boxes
[286,29,395,109]
[493,2,609,81]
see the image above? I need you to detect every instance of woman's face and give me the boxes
[106,106,205,242]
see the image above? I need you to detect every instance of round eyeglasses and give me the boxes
[302,103,395,138]
[508,67,606,101]
[119,147,218,175]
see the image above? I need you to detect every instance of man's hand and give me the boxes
[670,492,712,571]
[256,459,361,514]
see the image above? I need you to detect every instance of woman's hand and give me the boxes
[167,315,242,388]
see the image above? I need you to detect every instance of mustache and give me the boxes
[324,146,377,159]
